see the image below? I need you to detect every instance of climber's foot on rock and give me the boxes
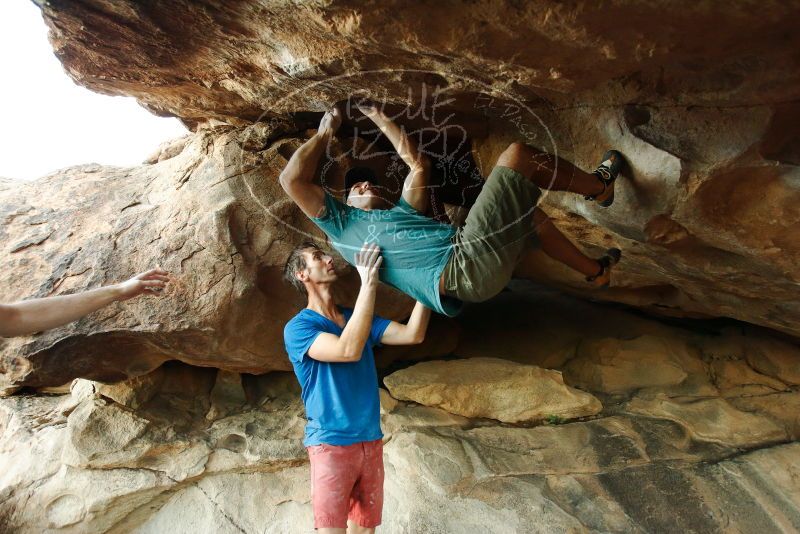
[585,150,624,208]
[586,248,621,288]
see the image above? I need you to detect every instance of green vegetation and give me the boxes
[545,414,565,425]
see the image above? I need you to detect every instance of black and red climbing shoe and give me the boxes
[585,150,624,208]
[586,248,621,288]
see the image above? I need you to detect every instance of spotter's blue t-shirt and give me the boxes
[311,193,463,316]
[283,306,391,447]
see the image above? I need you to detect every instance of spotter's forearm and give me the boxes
[0,285,123,337]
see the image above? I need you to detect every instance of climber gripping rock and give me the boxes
[279,102,624,317]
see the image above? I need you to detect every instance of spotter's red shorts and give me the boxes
[306,439,384,529]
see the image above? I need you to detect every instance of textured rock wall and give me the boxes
[1,124,304,388]
[37,1,800,122]
[2,288,800,533]
[2,2,800,531]
[4,114,798,388]
[25,0,800,341]
[0,123,458,389]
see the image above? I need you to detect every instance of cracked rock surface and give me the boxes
[3,0,800,386]
[2,288,800,533]
[32,0,800,337]
[0,124,454,389]
[2,2,800,531]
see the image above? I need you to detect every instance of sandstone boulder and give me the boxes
[133,466,313,534]
[382,417,800,533]
[94,366,166,409]
[378,387,398,414]
[26,0,800,343]
[626,395,787,448]
[563,335,706,395]
[384,357,602,423]
[62,398,151,469]
[0,365,309,533]
[7,0,800,392]
[3,3,800,531]
[3,359,800,533]
[381,403,471,438]
[69,379,98,403]
[37,1,800,123]
[709,359,788,398]
[206,370,247,421]
[0,126,423,390]
[745,336,800,385]
[732,391,800,440]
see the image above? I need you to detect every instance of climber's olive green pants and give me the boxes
[442,165,541,302]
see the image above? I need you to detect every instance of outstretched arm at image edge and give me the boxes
[0,268,170,337]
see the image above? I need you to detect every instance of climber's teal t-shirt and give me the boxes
[311,194,463,316]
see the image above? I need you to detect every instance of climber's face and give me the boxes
[346,181,386,210]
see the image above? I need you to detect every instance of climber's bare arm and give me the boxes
[0,269,170,337]
[357,103,431,214]
[279,108,342,219]
[380,301,431,345]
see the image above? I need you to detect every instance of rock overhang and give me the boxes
[2,1,800,389]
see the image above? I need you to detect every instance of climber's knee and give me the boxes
[495,142,542,180]
[532,207,553,240]
[532,207,549,226]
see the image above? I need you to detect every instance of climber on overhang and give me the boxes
[279,101,624,317]
[0,269,171,337]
